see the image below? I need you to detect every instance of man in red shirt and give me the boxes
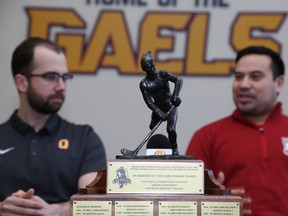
[186,46,288,216]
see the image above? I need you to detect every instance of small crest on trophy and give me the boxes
[112,166,132,189]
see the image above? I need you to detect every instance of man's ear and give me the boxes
[14,74,28,93]
[274,75,284,97]
[277,74,284,89]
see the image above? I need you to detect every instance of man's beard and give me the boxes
[27,86,65,115]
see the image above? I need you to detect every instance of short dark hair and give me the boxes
[235,46,285,79]
[11,37,64,77]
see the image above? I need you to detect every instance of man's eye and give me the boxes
[251,74,262,80]
[234,74,243,80]
[44,74,58,81]
[62,74,73,81]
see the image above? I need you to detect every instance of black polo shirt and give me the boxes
[0,111,106,203]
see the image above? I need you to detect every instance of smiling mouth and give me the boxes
[237,94,255,103]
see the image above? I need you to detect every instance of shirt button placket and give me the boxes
[30,139,38,167]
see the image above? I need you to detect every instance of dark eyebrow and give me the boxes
[250,70,264,74]
[44,71,69,74]
[234,70,263,74]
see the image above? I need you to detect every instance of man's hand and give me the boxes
[217,171,252,216]
[172,96,181,107]
[1,188,43,215]
[0,188,69,216]
[155,110,167,121]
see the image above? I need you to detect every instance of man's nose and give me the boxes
[239,76,251,88]
[54,77,66,91]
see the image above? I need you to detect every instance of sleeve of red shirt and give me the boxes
[185,124,216,170]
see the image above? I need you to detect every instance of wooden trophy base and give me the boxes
[71,193,242,216]
[71,158,243,216]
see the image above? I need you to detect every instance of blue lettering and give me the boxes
[158,0,177,6]
[194,0,229,7]
[86,0,147,6]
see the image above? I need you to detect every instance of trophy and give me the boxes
[70,51,243,216]
[120,51,184,158]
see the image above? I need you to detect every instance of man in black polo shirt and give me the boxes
[0,37,107,215]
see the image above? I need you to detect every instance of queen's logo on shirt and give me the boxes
[281,137,288,156]
[58,139,69,150]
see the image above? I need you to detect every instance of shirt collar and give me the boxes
[9,110,61,136]
[232,102,282,127]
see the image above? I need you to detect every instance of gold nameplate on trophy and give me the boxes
[201,202,240,216]
[159,201,198,215]
[72,200,112,216]
[107,159,204,194]
[115,201,154,216]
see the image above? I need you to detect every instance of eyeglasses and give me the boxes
[28,72,74,83]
